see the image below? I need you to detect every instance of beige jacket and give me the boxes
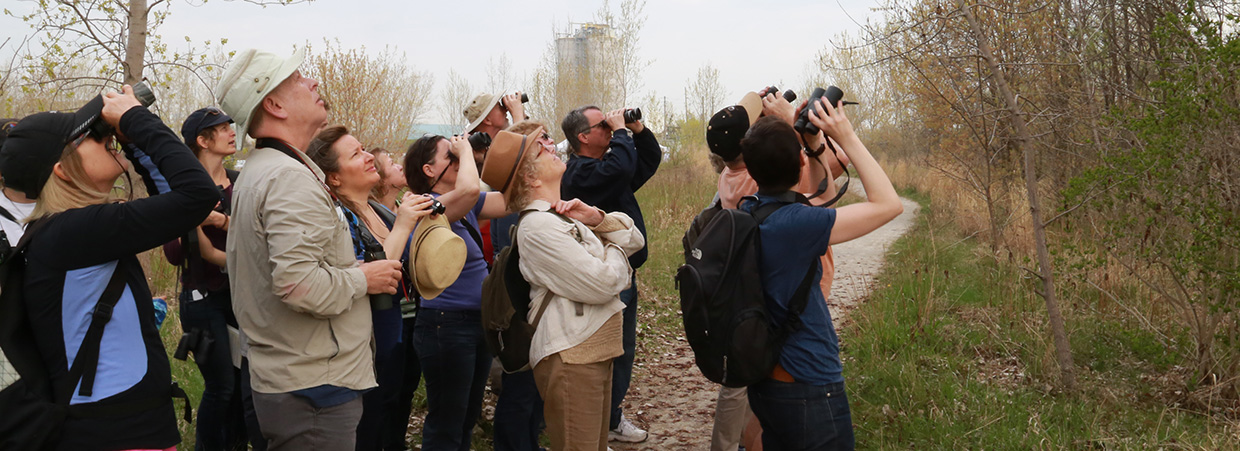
[517,200,645,367]
[227,145,375,394]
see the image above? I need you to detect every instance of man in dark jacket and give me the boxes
[559,105,661,443]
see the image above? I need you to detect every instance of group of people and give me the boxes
[0,44,901,451]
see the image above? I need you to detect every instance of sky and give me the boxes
[0,0,885,123]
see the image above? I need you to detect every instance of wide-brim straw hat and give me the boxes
[462,92,503,134]
[479,127,542,194]
[410,213,466,300]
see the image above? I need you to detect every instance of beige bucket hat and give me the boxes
[409,213,467,299]
[216,47,306,149]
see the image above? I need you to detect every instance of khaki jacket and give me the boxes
[517,200,645,368]
[227,145,375,394]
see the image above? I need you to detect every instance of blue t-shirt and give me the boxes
[743,194,842,386]
[421,192,488,311]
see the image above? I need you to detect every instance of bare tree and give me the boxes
[436,69,475,132]
[683,63,726,131]
[303,40,433,151]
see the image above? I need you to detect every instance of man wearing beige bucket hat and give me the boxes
[219,48,403,450]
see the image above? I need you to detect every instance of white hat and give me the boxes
[462,92,503,134]
[216,47,306,149]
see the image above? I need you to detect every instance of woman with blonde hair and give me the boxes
[480,127,643,451]
[1,85,218,450]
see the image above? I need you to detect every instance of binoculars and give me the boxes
[502,93,530,106]
[363,245,395,311]
[173,327,213,361]
[71,80,157,141]
[793,86,858,135]
[468,131,492,151]
[763,86,798,103]
[429,198,446,216]
[624,108,642,123]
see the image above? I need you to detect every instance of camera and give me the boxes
[468,131,492,151]
[71,80,157,141]
[173,327,213,361]
[793,86,856,135]
[363,245,394,311]
[429,198,446,216]
[763,86,798,102]
[623,108,642,123]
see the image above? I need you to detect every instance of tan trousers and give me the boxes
[711,385,752,451]
[533,353,614,451]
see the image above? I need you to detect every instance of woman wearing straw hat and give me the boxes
[402,133,509,450]
[479,126,644,451]
[304,125,437,451]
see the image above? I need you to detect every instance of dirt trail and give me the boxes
[613,186,920,451]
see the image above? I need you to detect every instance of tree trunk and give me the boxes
[960,0,1078,391]
[123,0,148,85]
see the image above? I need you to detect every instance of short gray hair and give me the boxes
[561,105,599,155]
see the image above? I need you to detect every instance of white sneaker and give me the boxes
[608,414,648,443]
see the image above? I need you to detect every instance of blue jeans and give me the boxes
[180,290,248,451]
[413,309,492,451]
[609,274,638,429]
[492,370,545,451]
[387,315,422,451]
[747,380,854,451]
[358,305,404,451]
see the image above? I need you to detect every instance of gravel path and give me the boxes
[612,187,921,451]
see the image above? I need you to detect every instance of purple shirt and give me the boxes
[421,193,488,311]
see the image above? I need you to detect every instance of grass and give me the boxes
[843,192,1239,449]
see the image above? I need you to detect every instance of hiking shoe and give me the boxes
[608,414,648,443]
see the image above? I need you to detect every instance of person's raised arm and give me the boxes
[810,99,902,245]
[437,134,482,222]
[384,193,434,260]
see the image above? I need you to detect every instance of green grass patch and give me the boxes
[844,194,1235,449]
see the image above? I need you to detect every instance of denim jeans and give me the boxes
[358,305,404,451]
[413,309,492,451]
[747,379,854,451]
[609,274,638,429]
[180,290,248,451]
[492,369,545,451]
[386,315,422,451]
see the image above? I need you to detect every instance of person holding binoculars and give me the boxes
[305,125,437,451]
[559,104,661,443]
[0,84,219,450]
[402,132,510,450]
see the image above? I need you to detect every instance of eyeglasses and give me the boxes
[581,121,607,135]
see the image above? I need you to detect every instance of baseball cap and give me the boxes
[180,107,234,145]
[0,111,93,199]
[706,92,764,162]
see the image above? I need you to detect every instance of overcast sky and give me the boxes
[1,0,884,123]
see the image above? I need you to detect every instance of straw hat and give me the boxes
[479,128,542,194]
[409,213,466,299]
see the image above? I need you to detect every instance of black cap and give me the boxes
[0,111,90,199]
[181,107,233,145]
[706,105,753,162]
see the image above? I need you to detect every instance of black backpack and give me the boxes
[676,196,818,388]
[481,210,576,373]
[0,219,189,450]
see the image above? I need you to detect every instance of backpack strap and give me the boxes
[747,196,820,334]
[0,205,16,223]
[459,218,490,271]
[66,264,128,398]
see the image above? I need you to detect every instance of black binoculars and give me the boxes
[363,245,395,311]
[501,93,530,106]
[173,327,213,361]
[72,80,157,141]
[624,108,642,123]
[793,86,858,135]
[468,131,492,151]
[763,86,798,103]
